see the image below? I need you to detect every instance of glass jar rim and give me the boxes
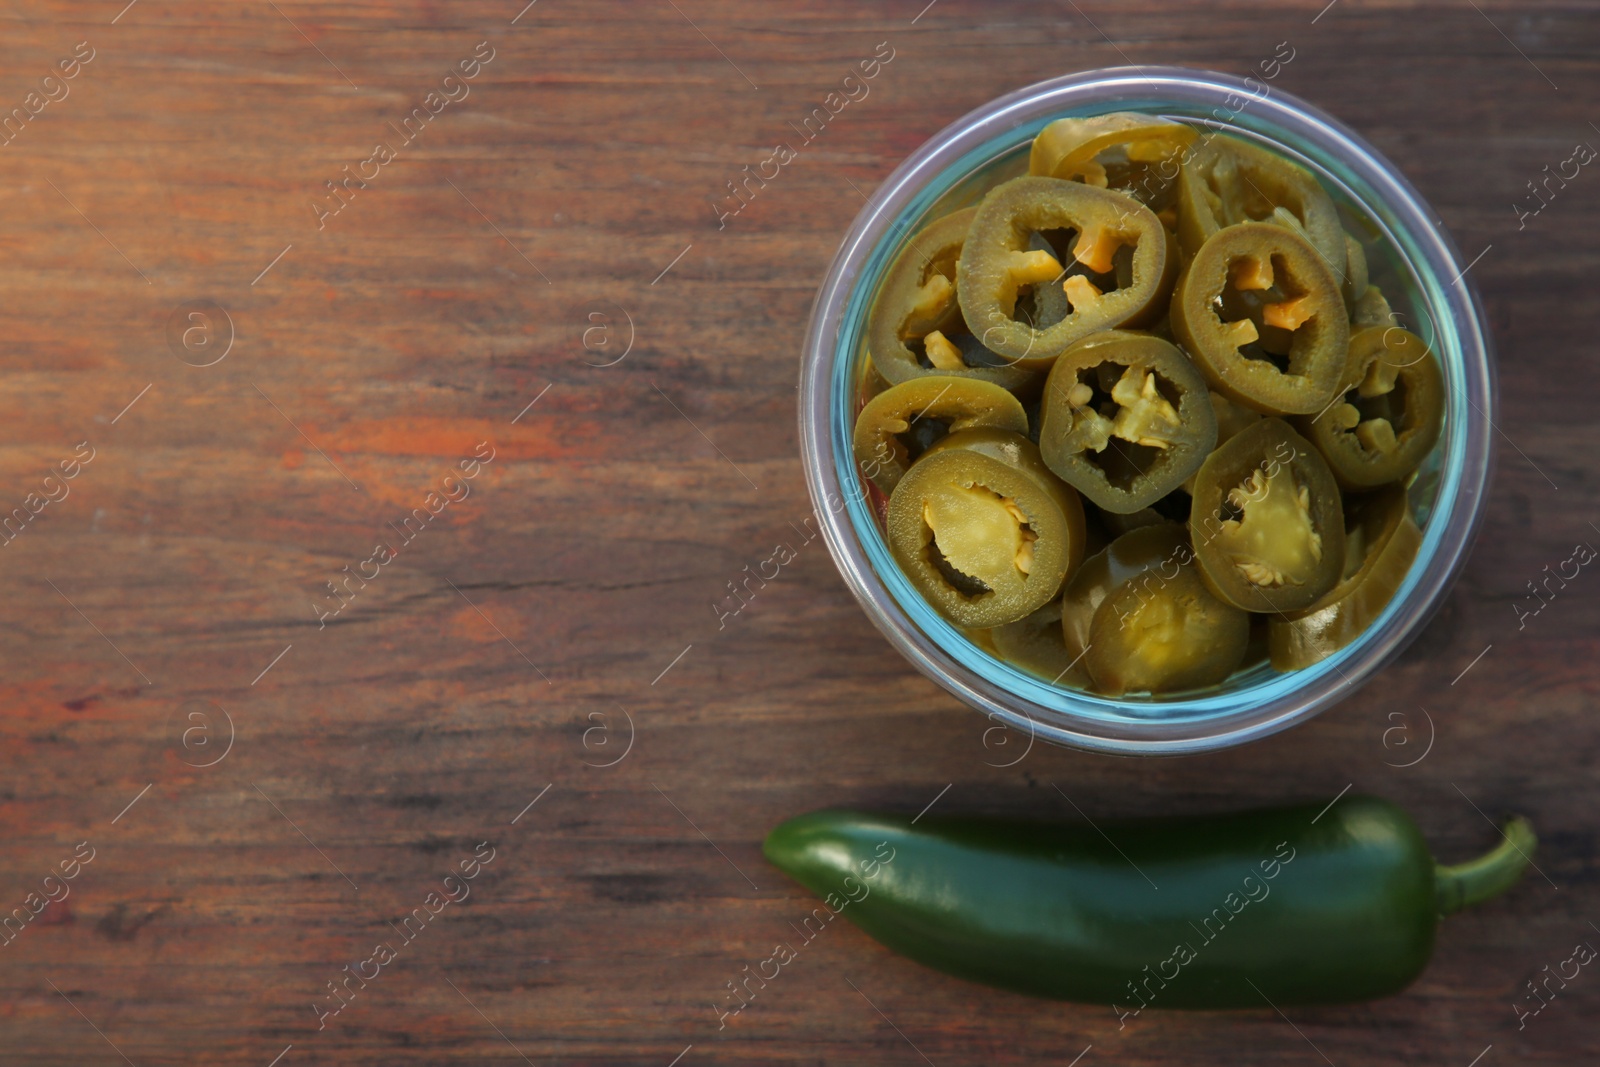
[798,66,1495,755]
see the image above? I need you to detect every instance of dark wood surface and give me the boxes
[0,1,1594,1064]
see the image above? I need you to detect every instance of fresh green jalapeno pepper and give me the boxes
[1029,112,1198,209]
[1189,418,1346,613]
[957,177,1174,368]
[853,376,1029,497]
[1270,486,1422,670]
[989,599,1091,686]
[886,428,1086,629]
[1172,222,1348,416]
[1038,330,1218,513]
[765,799,1535,1008]
[1175,137,1346,285]
[1056,522,1247,695]
[1296,326,1444,490]
[867,209,1038,391]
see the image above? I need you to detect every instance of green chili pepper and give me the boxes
[1294,326,1445,491]
[866,208,1038,392]
[1188,417,1346,614]
[764,798,1533,1010]
[957,176,1174,368]
[1037,329,1218,514]
[1029,112,1197,209]
[853,375,1030,497]
[885,428,1086,629]
[1174,135,1346,287]
[1269,486,1421,670]
[1170,222,1348,417]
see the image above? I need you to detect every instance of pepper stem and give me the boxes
[1434,815,1537,917]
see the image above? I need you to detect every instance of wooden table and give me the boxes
[0,1,1592,1063]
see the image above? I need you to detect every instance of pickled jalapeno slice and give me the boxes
[957,177,1174,368]
[1056,522,1249,695]
[1351,284,1396,329]
[1175,136,1346,284]
[1189,418,1346,613]
[1086,543,1251,696]
[887,429,1086,629]
[1296,326,1444,490]
[1028,112,1198,209]
[1171,221,1348,415]
[853,376,1029,496]
[1175,141,1228,259]
[1060,521,1186,663]
[867,209,1037,391]
[1268,485,1422,670]
[1038,330,1217,514]
[1225,138,1347,286]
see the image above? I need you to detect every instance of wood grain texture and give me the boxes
[0,1,1593,1063]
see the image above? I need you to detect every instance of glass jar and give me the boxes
[797,67,1494,755]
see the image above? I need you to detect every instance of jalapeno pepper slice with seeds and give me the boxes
[1086,538,1251,696]
[1028,112,1198,209]
[853,376,1029,497]
[957,177,1174,369]
[1056,522,1248,695]
[1296,327,1444,490]
[1188,418,1346,613]
[1174,137,1346,286]
[1171,221,1348,416]
[1038,330,1217,514]
[867,209,1038,392]
[1061,521,1199,662]
[1269,486,1422,670]
[887,429,1086,629]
